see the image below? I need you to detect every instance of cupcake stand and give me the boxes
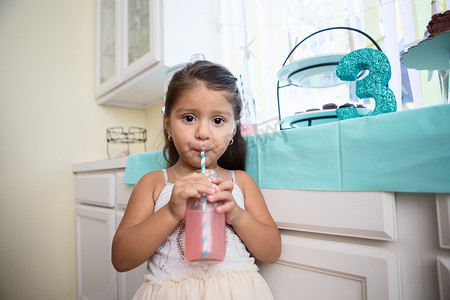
[276,27,380,129]
[81,28,450,300]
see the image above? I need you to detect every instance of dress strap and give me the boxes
[230,170,236,183]
[162,169,168,184]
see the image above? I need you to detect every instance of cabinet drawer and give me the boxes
[75,173,115,207]
[262,189,396,241]
[116,172,134,208]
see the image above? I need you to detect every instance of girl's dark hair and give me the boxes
[163,60,246,171]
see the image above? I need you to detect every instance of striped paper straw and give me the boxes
[200,151,209,257]
[201,151,206,173]
[202,204,210,258]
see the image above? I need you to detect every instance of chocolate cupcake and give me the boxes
[425,10,450,39]
[322,103,337,110]
[339,103,355,108]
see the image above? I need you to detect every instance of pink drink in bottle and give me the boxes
[185,170,225,263]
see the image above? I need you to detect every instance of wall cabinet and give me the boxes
[96,0,222,109]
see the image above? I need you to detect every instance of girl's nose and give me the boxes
[196,120,210,140]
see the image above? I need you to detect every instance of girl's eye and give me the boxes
[213,118,224,125]
[183,115,195,122]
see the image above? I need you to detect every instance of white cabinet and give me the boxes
[262,190,396,240]
[437,256,450,300]
[96,0,160,102]
[258,190,450,300]
[115,171,147,300]
[76,205,117,300]
[74,165,146,300]
[437,194,450,249]
[96,0,121,97]
[116,210,148,300]
[75,173,116,207]
[115,171,134,208]
[259,236,400,300]
[96,0,222,109]
[74,159,450,299]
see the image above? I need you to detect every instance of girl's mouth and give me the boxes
[195,149,209,153]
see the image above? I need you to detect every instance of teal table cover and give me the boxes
[124,105,450,193]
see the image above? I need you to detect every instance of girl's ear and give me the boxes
[164,115,170,135]
[232,121,238,136]
[163,115,170,131]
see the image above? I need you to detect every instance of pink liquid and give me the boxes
[185,207,225,263]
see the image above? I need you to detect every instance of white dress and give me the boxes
[132,170,274,300]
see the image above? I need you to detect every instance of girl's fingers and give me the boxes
[210,176,225,186]
[206,190,232,203]
[215,200,235,213]
[181,173,215,187]
[172,173,233,204]
[194,181,217,195]
[212,179,233,193]
[176,184,215,200]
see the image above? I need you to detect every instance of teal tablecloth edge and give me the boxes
[123,105,450,193]
[123,150,166,184]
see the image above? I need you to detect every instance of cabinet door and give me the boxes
[96,0,121,97]
[258,235,400,300]
[121,0,160,81]
[76,204,117,300]
[436,194,450,249]
[437,256,450,300]
[116,209,147,300]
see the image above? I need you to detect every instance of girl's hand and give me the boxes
[168,172,217,221]
[207,176,244,225]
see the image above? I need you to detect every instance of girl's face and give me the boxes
[165,82,236,170]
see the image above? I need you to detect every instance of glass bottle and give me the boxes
[185,170,225,263]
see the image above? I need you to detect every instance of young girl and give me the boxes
[112,61,281,299]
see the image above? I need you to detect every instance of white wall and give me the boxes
[0,1,150,298]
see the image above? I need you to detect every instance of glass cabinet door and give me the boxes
[122,0,159,81]
[97,0,120,97]
[96,0,162,102]
[127,0,150,65]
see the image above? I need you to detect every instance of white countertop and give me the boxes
[72,157,128,173]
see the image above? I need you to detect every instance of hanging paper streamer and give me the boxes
[336,48,397,120]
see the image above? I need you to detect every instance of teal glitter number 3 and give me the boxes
[336,48,397,118]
